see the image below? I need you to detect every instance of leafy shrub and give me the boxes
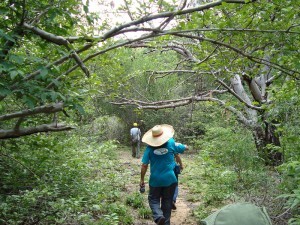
[0,133,133,224]
[184,125,281,223]
[81,116,126,143]
[277,161,300,225]
[125,192,144,208]
[138,206,152,219]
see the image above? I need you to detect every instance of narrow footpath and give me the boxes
[118,149,199,225]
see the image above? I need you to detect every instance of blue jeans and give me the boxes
[148,183,177,225]
[173,185,178,202]
[173,168,179,202]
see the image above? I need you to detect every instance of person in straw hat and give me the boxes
[140,124,188,225]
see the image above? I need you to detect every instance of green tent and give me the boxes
[200,202,272,225]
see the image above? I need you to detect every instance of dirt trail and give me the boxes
[118,149,198,225]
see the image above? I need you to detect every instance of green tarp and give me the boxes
[200,202,272,225]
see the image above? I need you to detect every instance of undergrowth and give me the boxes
[181,126,286,225]
[0,132,135,225]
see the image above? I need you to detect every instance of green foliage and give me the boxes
[125,192,145,209]
[277,161,300,224]
[182,119,282,223]
[125,191,151,220]
[1,1,300,224]
[77,115,127,143]
[267,79,300,223]
[138,206,152,219]
[0,134,134,224]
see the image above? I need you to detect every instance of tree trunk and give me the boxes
[231,74,282,165]
[252,123,282,166]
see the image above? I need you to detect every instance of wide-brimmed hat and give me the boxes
[142,124,174,147]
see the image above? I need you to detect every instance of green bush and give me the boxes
[183,125,280,223]
[125,192,144,209]
[138,206,152,219]
[0,133,132,224]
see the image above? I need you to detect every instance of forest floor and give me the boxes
[118,148,200,225]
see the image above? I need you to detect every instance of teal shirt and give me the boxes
[141,138,186,187]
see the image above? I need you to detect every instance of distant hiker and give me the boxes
[140,124,188,225]
[130,122,141,158]
[172,153,183,210]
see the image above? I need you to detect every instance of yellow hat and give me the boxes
[133,123,138,126]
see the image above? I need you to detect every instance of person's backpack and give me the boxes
[200,202,272,225]
[131,128,140,143]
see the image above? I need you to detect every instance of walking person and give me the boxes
[130,122,141,158]
[172,153,183,210]
[140,124,188,225]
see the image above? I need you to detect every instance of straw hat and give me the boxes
[142,124,174,147]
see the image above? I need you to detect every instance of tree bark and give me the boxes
[0,123,75,139]
[252,123,282,166]
[231,74,282,165]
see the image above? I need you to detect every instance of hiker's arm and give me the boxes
[175,154,184,171]
[140,163,148,186]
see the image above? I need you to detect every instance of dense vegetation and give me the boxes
[1,0,300,224]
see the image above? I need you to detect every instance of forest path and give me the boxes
[118,148,199,225]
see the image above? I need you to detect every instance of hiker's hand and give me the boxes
[140,181,145,187]
[139,181,145,193]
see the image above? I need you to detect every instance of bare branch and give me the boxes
[46,26,300,45]
[172,28,300,35]
[22,23,90,77]
[102,0,250,39]
[213,74,262,110]
[70,51,90,77]
[123,0,135,21]
[130,41,218,65]
[156,0,189,32]
[286,23,300,32]
[179,0,188,9]
[0,123,75,139]
[14,117,25,130]
[149,70,197,74]
[166,31,300,76]
[111,92,255,128]
[24,43,93,81]
[23,22,69,46]
[0,103,64,121]
[197,46,219,65]
[47,32,159,88]
[28,6,52,25]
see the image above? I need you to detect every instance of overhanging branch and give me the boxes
[111,90,226,109]
[0,102,64,121]
[214,74,262,110]
[111,92,255,128]
[23,23,69,46]
[0,123,75,139]
[167,32,299,77]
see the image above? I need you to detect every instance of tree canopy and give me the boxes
[2,0,299,164]
[1,0,300,224]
